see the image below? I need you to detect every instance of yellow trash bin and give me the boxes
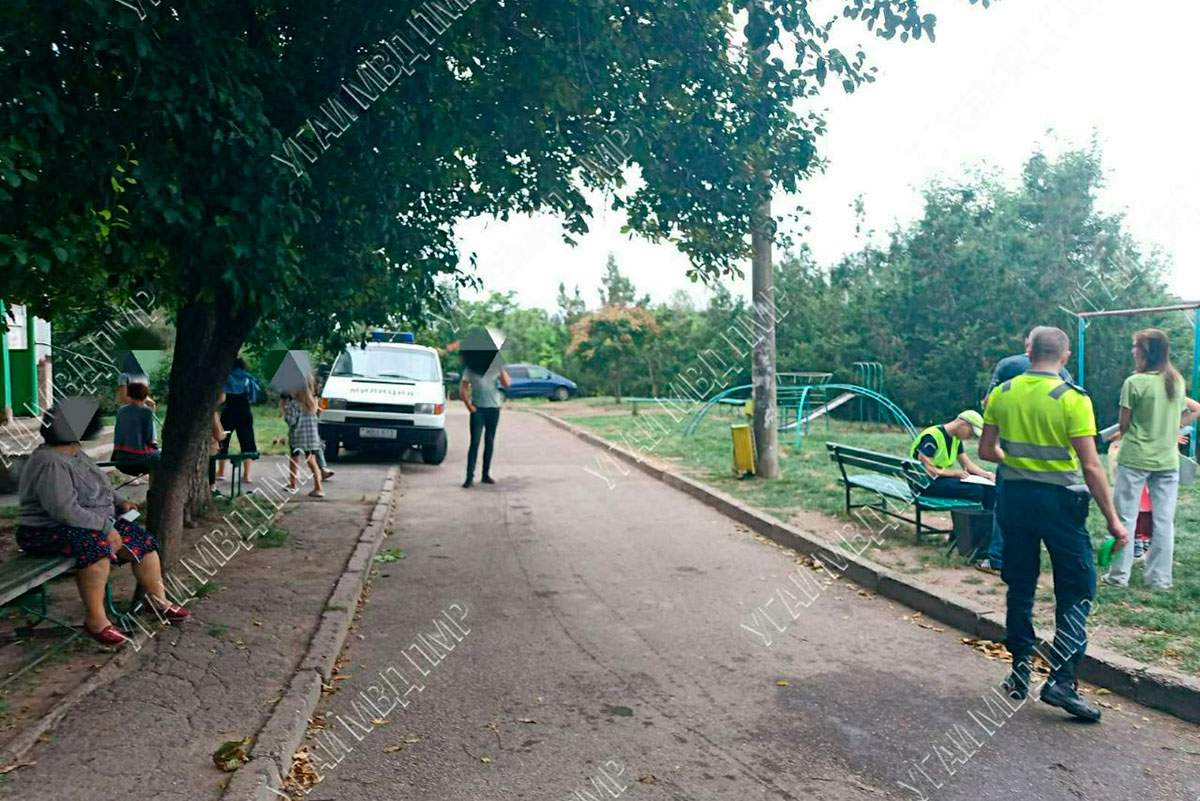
[731,423,756,476]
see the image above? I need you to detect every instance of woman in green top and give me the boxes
[1104,329,1200,589]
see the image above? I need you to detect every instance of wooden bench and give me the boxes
[0,555,81,686]
[826,442,983,540]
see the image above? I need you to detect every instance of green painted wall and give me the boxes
[4,304,38,417]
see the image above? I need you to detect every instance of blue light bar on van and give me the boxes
[369,329,416,343]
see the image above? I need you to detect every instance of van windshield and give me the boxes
[332,347,440,382]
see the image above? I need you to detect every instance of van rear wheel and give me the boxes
[422,431,447,465]
[324,437,339,463]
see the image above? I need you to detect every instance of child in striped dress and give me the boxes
[283,376,325,498]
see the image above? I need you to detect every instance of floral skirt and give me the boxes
[16,518,159,568]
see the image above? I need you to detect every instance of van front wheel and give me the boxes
[422,431,447,465]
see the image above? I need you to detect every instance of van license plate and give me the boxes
[359,427,397,440]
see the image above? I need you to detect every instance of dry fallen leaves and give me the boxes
[0,760,36,776]
[776,680,790,687]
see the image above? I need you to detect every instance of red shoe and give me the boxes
[85,624,129,646]
[147,602,191,622]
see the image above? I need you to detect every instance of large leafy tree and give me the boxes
[774,146,1187,426]
[3,0,953,544]
[568,306,660,401]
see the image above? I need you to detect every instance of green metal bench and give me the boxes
[213,451,259,498]
[96,452,259,498]
[0,555,80,687]
[1,550,155,687]
[826,442,983,540]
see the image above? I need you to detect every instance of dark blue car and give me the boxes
[503,363,577,401]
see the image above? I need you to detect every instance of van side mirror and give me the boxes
[445,371,461,384]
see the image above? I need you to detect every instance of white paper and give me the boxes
[962,475,995,486]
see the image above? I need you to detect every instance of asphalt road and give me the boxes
[308,406,1200,801]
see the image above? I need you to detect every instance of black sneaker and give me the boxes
[462,477,474,489]
[1001,657,1031,700]
[1039,679,1101,721]
[481,475,495,485]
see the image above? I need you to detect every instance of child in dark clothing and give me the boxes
[111,382,159,480]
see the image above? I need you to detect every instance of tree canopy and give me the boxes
[1,0,959,541]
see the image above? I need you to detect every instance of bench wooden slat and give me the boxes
[0,557,75,607]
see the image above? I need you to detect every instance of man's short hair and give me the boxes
[126,382,150,401]
[1029,326,1069,362]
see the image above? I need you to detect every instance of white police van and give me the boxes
[318,332,448,464]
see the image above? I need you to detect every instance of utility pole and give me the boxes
[751,183,779,478]
[748,1,778,479]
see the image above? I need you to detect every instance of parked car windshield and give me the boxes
[332,347,440,381]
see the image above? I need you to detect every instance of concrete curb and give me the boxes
[530,409,1200,725]
[222,464,399,801]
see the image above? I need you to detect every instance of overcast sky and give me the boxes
[453,0,1200,312]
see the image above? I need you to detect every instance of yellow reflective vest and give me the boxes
[910,425,962,471]
[983,371,1098,486]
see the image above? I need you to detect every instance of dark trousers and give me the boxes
[219,393,257,454]
[997,479,1096,681]
[920,476,995,509]
[466,407,500,479]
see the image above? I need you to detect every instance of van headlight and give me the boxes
[414,402,442,415]
[323,398,347,410]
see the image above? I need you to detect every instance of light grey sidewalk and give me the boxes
[0,454,392,801]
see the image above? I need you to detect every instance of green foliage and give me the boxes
[774,145,1190,426]
[0,0,967,542]
[598,254,637,307]
[568,306,661,400]
[257,525,291,549]
[374,548,406,563]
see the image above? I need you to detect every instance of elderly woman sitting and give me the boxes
[15,407,189,646]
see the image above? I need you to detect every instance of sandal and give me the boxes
[309,489,325,498]
[85,624,129,646]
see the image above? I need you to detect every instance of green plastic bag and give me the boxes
[1097,536,1116,567]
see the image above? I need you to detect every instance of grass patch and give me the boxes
[0,506,17,519]
[206,624,230,639]
[256,525,290,549]
[374,548,406,563]
[192,580,221,599]
[569,411,1200,676]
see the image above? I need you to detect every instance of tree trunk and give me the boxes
[144,297,259,556]
[751,188,779,479]
[645,354,658,398]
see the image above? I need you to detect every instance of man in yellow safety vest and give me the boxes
[909,410,995,508]
[979,326,1128,721]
